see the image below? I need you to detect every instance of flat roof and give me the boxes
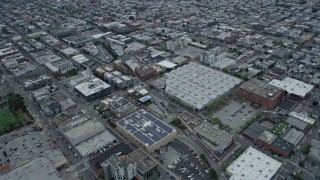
[285,116,308,130]
[212,57,236,69]
[157,60,177,69]
[76,130,116,156]
[227,146,282,180]
[165,62,241,110]
[269,77,314,98]
[271,137,294,154]
[74,78,110,97]
[243,122,269,138]
[289,111,315,125]
[258,131,277,144]
[194,122,233,149]
[240,79,283,100]
[2,157,62,180]
[72,54,90,64]
[117,109,176,148]
[64,120,105,145]
[178,111,202,129]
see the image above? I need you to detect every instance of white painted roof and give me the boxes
[289,111,315,125]
[157,60,177,69]
[227,146,282,180]
[269,77,313,98]
[74,78,110,97]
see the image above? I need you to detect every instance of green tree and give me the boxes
[209,168,219,180]
[8,94,25,111]
[66,69,78,77]
[302,144,312,155]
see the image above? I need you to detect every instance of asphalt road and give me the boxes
[0,65,82,164]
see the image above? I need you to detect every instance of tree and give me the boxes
[292,172,303,180]
[209,168,219,180]
[8,94,26,111]
[312,100,319,106]
[312,8,318,13]
[298,161,304,167]
[171,117,186,129]
[268,62,277,69]
[302,144,312,155]
[66,69,77,77]
[272,40,283,46]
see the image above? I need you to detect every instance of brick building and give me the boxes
[243,122,294,158]
[238,79,284,109]
[135,65,158,81]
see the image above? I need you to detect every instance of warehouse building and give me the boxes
[117,109,177,152]
[238,79,284,109]
[1,157,62,180]
[285,115,310,132]
[164,62,241,110]
[194,122,234,155]
[282,128,304,146]
[269,77,314,99]
[74,78,111,101]
[61,117,116,156]
[226,146,282,180]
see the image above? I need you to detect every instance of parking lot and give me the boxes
[157,140,212,180]
[0,131,51,168]
[214,101,259,131]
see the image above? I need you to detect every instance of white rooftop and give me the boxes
[157,60,177,69]
[165,62,241,110]
[72,54,90,64]
[74,78,110,97]
[227,146,282,180]
[269,77,314,98]
[289,111,315,125]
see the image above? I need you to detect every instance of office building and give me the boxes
[103,149,158,180]
[74,78,111,101]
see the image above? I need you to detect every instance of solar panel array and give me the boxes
[117,109,175,147]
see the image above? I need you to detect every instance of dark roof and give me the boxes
[243,122,269,138]
[135,65,156,75]
[285,116,308,130]
[117,109,175,147]
[271,137,294,154]
[239,79,283,100]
